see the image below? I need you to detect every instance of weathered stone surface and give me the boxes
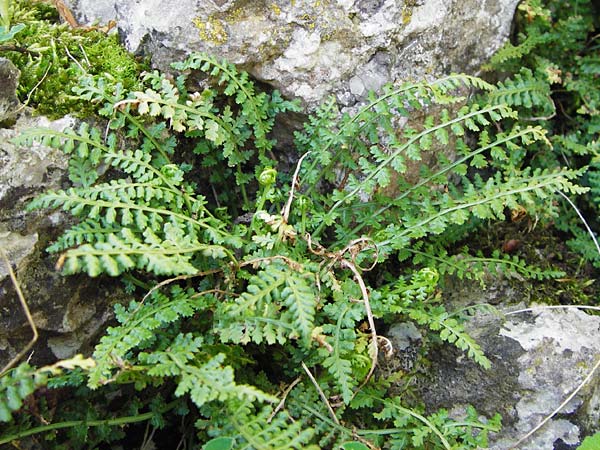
[65,0,519,108]
[0,57,21,123]
[0,113,121,368]
[413,307,600,449]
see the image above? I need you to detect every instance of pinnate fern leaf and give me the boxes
[138,334,275,407]
[217,263,317,346]
[227,403,318,450]
[88,287,206,388]
[486,68,554,114]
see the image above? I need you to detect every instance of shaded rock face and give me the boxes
[413,307,600,449]
[0,113,122,368]
[65,0,519,108]
[0,58,21,123]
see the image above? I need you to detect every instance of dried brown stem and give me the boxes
[0,249,38,375]
[301,361,340,425]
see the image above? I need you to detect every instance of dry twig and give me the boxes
[268,376,302,423]
[282,151,311,223]
[0,249,38,375]
[301,361,339,425]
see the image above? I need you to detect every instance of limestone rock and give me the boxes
[416,307,600,449]
[64,0,519,108]
[0,57,21,123]
[0,114,122,368]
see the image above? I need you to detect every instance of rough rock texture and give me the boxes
[0,58,21,123]
[414,307,600,450]
[0,113,122,368]
[65,0,520,108]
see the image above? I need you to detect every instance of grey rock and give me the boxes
[387,321,421,351]
[64,0,520,108]
[0,114,73,240]
[417,307,600,450]
[0,113,122,368]
[0,57,21,123]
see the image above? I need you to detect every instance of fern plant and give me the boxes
[481,0,600,266]
[3,45,589,448]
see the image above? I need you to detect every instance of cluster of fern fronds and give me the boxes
[482,0,600,266]
[0,18,591,449]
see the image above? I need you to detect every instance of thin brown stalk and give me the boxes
[0,249,38,374]
[282,151,311,223]
[340,259,378,392]
[268,376,302,423]
[301,361,339,425]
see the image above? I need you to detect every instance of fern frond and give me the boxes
[0,356,95,423]
[482,32,550,71]
[379,167,587,249]
[486,68,554,114]
[333,124,550,241]
[88,287,205,388]
[377,268,489,368]
[68,153,100,187]
[318,103,523,231]
[75,75,178,163]
[14,126,179,189]
[298,74,496,193]
[406,245,565,285]
[173,54,275,157]
[138,334,275,407]
[281,270,318,343]
[217,263,317,346]
[28,181,231,276]
[320,325,356,403]
[13,122,108,164]
[61,231,215,277]
[46,218,120,253]
[411,307,490,369]
[227,403,318,450]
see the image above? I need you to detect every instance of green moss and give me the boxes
[2,0,145,118]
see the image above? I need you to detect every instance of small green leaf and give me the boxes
[340,443,370,450]
[203,437,234,450]
[0,399,11,422]
[578,432,600,450]
[0,23,25,43]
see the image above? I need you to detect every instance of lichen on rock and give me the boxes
[412,293,600,449]
[64,0,520,108]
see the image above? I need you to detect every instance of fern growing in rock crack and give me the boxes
[480,0,600,269]
[16,53,298,277]
[4,49,589,448]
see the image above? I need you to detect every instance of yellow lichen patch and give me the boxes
[226,8,244,22]
[270,3,282,15]
[401,0,420,25]
[192,16,228,45]
[401,5,413,25]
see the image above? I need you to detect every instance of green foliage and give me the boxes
[219,403,319,449]
[216,262,317,346]
[369,398,501,449]
[482,0,600,266]
[0,23,24,42]
[0,0,144,117]
[3,12,591,444]
[486,68,554,117]
[0,356,94,423]
[578,432,600,450]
